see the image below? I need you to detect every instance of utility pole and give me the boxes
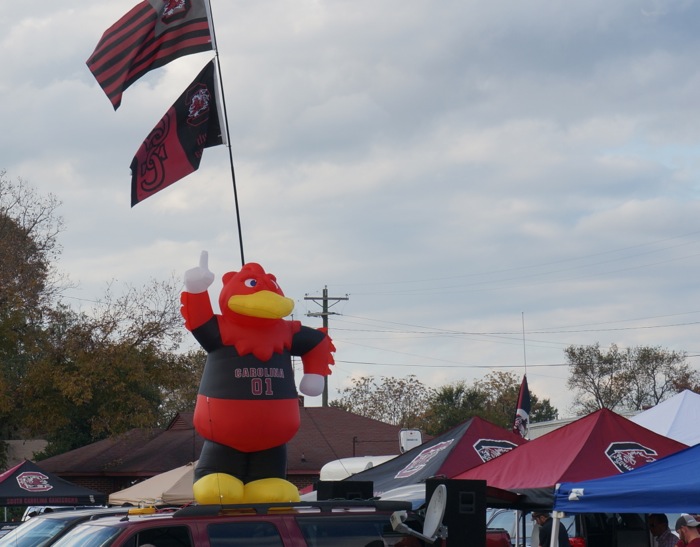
[304,286,348,407]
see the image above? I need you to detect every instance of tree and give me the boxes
[0,172,65,466]
[330,375,433,428]
[625,346,694,410]
[0,171,65,310]
[421,372,558,435]
[0,172,207,464]
[473,371,558,429]
[565,343,697,415]
[420,381,489,435]
[565,344,627,413]
[24,278,193,457]
[532,396,558,424]
[333,372,559,437]
[158,348,206,425]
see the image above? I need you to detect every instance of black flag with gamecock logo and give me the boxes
[513,374,531,438]
[130,59,223,206]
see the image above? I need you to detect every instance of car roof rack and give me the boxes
[173,500,413,518]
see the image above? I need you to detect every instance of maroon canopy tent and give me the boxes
[0,460,106,506]
[455,408,687,508]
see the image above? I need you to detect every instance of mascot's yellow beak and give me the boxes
[227,290,295,319]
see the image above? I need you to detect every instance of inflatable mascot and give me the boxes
[181,251,335,504]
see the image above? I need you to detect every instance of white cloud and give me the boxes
[2,0,700,417]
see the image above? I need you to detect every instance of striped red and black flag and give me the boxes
[87,0,213,110]
[130,59,223,206]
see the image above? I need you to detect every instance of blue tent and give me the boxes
[554,442,700,513]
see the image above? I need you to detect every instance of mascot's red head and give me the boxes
[219,262,295,320]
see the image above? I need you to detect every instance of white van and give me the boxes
[319,455,397,481]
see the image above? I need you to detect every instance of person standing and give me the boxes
[533,511,569,547]
[649,514,678,547]
[676,515,700,547]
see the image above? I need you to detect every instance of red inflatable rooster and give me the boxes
[181,251,335,504]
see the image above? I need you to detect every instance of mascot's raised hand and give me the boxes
[180,251,335,505]
[184,251,215,294]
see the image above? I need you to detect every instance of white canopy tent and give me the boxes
[630,389,700,446]
[108,461,196,506]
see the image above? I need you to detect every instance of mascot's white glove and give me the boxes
[184,250,215,294]
[299,373,325,397]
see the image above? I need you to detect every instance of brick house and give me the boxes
[37,402,408,496]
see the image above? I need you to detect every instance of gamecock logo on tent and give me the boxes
[473,438,519,462]
[16,471,53,492]
[605,442,658,472]
[394,440,454,479]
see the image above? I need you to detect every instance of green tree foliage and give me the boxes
[26,279,192,458]
[532,397,558,424]
[331,371,558,436]
[330,375,433,428]
[158,348,206,425]
[0,172,64,465]
[0,172,204,463]
[420,381,489,435]
[473,371,558,430]
[565,343,698,414]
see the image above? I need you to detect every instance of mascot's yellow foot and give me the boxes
[193,473,244,505]
[243,478,300,503]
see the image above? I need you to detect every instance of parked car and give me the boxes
[487,509,576,547]
[486,509,652,547]
[21,505,108,521]
[0,506,135,546]
[48,499,440,547]
[0,524,20,539]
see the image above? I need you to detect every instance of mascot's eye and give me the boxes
[244,279,257,288]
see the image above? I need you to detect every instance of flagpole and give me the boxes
[517,312,528,547]
[205,0,246,266]
[521,312,527,375]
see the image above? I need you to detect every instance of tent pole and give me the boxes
[551,513,562,547]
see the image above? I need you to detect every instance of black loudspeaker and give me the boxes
[426,479,486,547]
[316,480,374,500]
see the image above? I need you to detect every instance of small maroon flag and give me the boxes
[130,59,223,206]
[513,374,531,438]
[87,0,213,110]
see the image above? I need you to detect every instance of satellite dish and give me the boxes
[389,483,448,544]
[423,484,447,538]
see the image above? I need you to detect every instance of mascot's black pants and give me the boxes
[194,440,287,484]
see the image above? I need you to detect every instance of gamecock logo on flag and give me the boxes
[162,0,190,22]
[186,85,212,126]
[16,471,53,493]
[605,442,658,472]
[394,440,454,479]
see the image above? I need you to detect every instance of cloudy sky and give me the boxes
[3,0,700,418]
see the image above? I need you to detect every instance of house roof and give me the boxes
[288,405,406,475]
[38,404,406,478]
